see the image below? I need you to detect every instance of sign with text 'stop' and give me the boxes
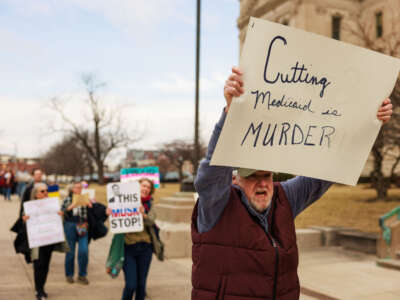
[107,181,143,234]
[210,17,400,185]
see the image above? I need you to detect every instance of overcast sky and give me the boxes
[0,0,239,165]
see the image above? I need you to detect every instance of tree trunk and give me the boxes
[370,134,388,200]
[97,159,104,185]
[94,116,103,184]
[390,156,400,187]
[178,163,184,182]
[87,158,94,181]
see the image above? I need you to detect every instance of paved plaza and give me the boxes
[1,196,399,300]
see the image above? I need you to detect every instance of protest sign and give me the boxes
[24,197,64,248]
[211,17,400,185]
[107,181,143,233]
[72,193,90,206]
[120,166,160,188]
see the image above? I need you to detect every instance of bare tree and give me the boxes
[386,80,400,187]
[344,10,400,200]
[155,154,172,187]
[156,154,172,178]
[159,139,206,182]
[49,73,141,184]
[41,135,88,177]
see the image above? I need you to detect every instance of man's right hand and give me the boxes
[22,215,30,222]
[223,66,244,113]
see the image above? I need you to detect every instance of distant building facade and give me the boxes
[1,154,41,173]
[238,0,399,51]
[124,149,194,179]
[237,0,400,177]
[125,149,161,167]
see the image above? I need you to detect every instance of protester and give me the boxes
[11,168,45,265]
[113,178,162,300]
[191,67,393,300]
[61,181,109,285]
[61,181,92,284]
[12,183,66,300]
[22,169,44,203]
[81,180,96,204]
[16,166,31,199]
[25,183,64,300]
[17,168,44,217]
[4,167,14,201]
[0,168,6,199]
[81,180,89,189]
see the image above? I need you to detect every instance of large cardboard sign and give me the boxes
[24,197,65,248]
[107,181,143,233]
[120,166,160,188]
[211,17,400,185]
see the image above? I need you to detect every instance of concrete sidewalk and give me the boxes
[299,247,400,300]
[0,196,191,300]
[1,196,399,300]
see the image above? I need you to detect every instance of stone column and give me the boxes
[154,192,196,258]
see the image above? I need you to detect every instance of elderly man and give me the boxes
[191,67,393,300]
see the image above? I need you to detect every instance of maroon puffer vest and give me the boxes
[191,183,299,300]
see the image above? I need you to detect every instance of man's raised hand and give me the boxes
[224,67,244,113]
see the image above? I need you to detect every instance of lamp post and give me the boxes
[194,0,201,178]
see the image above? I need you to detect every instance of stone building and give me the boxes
[237,0,400,177]
[238,0,400,50]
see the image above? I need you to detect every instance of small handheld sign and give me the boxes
[107,181,143,234]
[72,194,90,207]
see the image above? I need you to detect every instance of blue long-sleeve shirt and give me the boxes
[194,110,333,234]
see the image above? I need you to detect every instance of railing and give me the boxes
[379,206,400,245]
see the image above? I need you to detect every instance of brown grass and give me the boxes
[295,184,400,233]
[152,183,181,203]
[88,182,400,234]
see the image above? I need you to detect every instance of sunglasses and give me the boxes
[39,189,48,193]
